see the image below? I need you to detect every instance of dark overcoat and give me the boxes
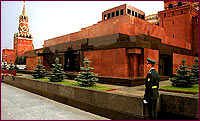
[144,69,160,101]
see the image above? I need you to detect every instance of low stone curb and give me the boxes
[2,75,148,120]
[2,75,199,119]
[159,88,198,94]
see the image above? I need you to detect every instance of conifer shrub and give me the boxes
[2,61,7,70]
[49,58,65,82]
[170,59,194,88]
[190,58,199,84]
[32,58,46,79]
[9,63,15,70]
[75,58,98,87]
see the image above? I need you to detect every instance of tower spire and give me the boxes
[22,1,26,16]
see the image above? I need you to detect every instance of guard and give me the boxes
[143,58,160,120]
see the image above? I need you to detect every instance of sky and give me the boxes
[1,1,164,54]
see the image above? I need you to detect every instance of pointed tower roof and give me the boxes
[22,1,27,16]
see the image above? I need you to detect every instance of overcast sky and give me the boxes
[1,1,164,53]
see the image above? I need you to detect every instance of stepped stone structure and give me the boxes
[35,2,198,77]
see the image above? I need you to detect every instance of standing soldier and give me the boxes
[143,58,160,120]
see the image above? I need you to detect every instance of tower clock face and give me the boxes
[20,25,28,32]
[22,26,27,31]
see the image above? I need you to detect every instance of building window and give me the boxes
[132,10,134,16]
[181,10,183,14]
[104,14,107,20]
[177,2,182,6]
[138,13,141,18]
[141,15,144,20]
[127,9,131,15]
[120,9,124,15]
[173,34,175,38]
[112,12,115,17]
[169,4,173,8]
[135,12,138,17]
[116,10,119,16]
[172,12,174,15]
[107,13,111,19]
[172,21,174,24]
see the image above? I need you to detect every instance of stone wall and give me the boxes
[3,76,199,119]
[84,48,129,77]
[2,49,16,64]
[160,93,199,119]
[25,48,44,71]
[14,39,34,57]
[172,53,197,74]
[26,56,43,70]
[3,76,146,120]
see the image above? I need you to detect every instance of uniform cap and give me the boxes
[147,58,157,64]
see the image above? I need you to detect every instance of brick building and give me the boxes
[2,1,34,64]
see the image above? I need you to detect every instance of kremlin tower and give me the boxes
[2,1,34,64]
[14,1,34,56]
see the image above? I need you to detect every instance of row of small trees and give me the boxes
[1,56,26,70]
[4,56,198,88]
[32,58,98,87]
[2,61,17,70]
[170,58,199,88]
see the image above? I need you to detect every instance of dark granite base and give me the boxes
[3,76,198,120]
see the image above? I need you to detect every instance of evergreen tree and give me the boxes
[32,58,46,79]
[75,58,98,87]
[190,58,199,84]
[2,61,7,70]
[9,63,15,70]
[170,59,193,88]
[49,57,65,82]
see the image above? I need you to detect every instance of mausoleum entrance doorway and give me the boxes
[64,51,80,72]
[159,54,172,77]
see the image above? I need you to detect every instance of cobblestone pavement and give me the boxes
[1,83,109,120]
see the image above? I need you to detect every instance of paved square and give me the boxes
[1,83,109,120]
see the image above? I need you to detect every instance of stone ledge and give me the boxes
[2,75,199,119]
[3,76,146,120]
[160,93,199,119]
[1,70,16,76]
